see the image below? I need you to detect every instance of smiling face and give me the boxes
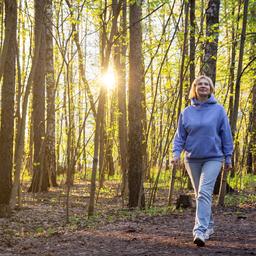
[195,78,211,99]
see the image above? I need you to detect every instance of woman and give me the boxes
[172,75,233,247]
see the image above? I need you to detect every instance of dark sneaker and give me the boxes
[193,233,205,247]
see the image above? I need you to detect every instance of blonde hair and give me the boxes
[188,75,215,99]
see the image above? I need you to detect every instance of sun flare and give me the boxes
[101,68,116,90]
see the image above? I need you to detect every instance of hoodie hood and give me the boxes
[191,94,217,106]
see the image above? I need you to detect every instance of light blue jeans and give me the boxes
[184,160,222,236]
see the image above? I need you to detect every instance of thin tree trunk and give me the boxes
[88,0,121,216]
[168,166,177,206]
[66,41,76,186]
[189,0,195,85]
[199,0,205,68]
[217,166,226,206]
[149,92,180,207]
[246,2,256,174]
[230,0,249,135]
[65,0,97,119]
[247,82,256,174]
[113,0,128,200]
[45,0,57,187]
[0,1,3,50]
[148,1,156,171]
[202,0,220,84]
[177,1,189,118]
[88,87,106,216]
[91,0,108,212]
[228,1,241,177]
[66,59,73,223]
[107,98,115,177]
[10,0,23,209]
[98,118,106,190]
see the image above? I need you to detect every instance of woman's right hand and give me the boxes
[171,157,180,166]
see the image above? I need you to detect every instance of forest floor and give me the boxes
[0,181,256,256]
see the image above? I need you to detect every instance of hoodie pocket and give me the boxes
[185,135,218,158]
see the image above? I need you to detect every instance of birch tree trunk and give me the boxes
[202,0,220,85]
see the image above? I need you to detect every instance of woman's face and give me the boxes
[195,78,211,98]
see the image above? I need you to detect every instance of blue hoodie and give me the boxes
[173,94,233,164]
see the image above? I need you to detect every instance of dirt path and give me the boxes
[1,205,255,256]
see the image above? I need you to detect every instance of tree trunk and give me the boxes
[189,0,195,86]
[247,77,256,174]
[88,0,121,216]
[66,41,76,186]
[148,1,156,171]
[246,2,256,174]
[10,10,22,209]
[230,0,249,135]
[107,99,115,177]
[45,0,58,187]
[28,0,48,193]
[88,87,106,216]
[168,166,177,206]
[98,118,106,189]
[0,0,17,217]
[65,0,97,120]
[0,2,3,50]
[202,0,220,85]
[228,1,241,177]
[199,0,205,68]
[113,0,128,199]
[177,1,189,118]
[128,0,145,208]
